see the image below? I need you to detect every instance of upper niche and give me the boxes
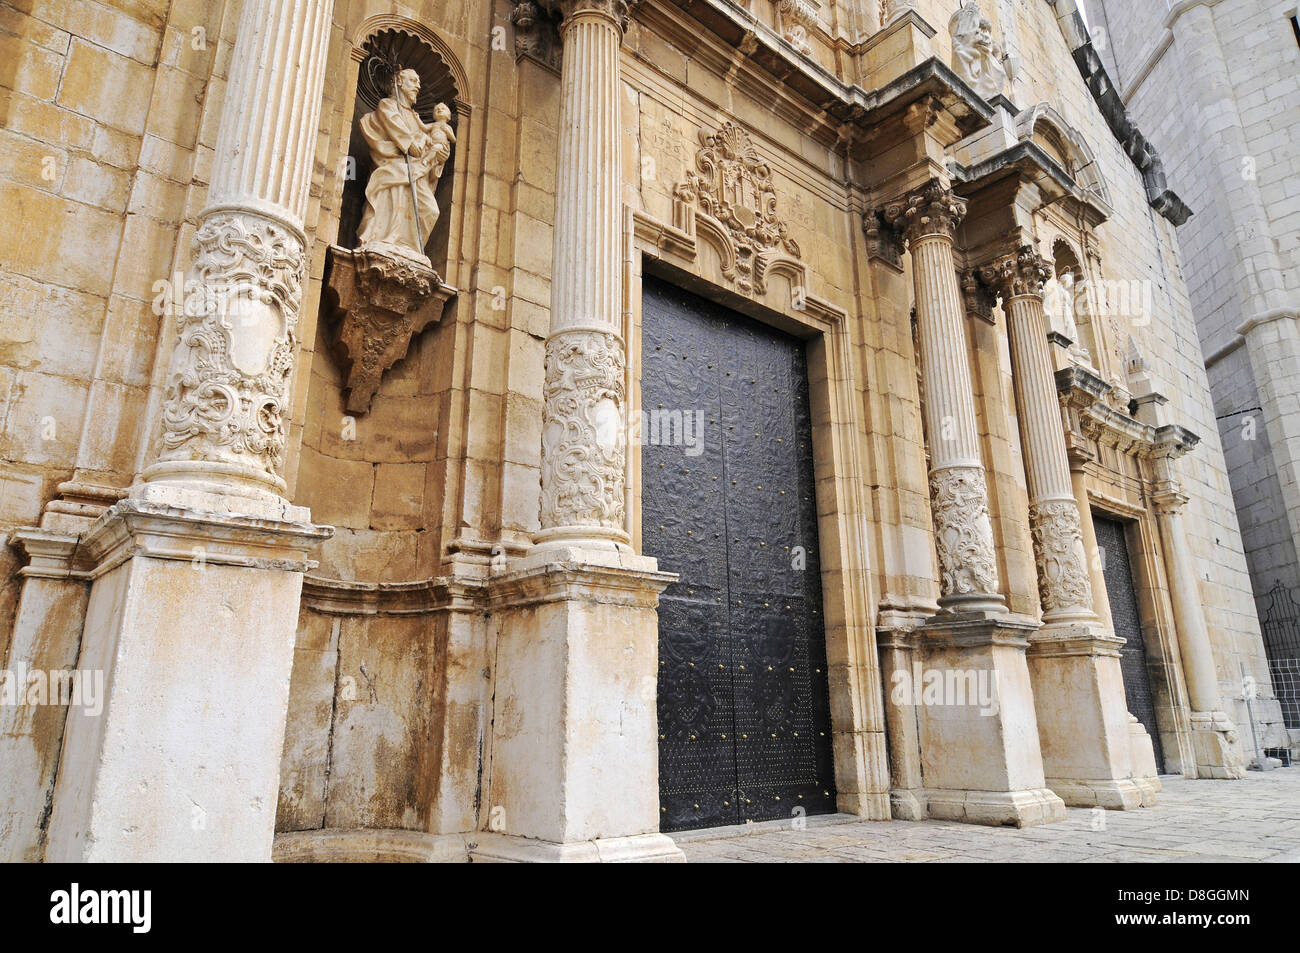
[338,29,461,273]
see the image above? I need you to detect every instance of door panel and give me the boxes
[642,276,836,832]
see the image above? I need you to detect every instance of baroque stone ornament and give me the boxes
[863,209,904,270]
[961,268,996,322]
[949,1,1009,101]
[323,245,456,414]
[777,0,815,55]
[981,245,1053,300]
[674,121,802,295]
[158,211,305,479]
[509,1,562,70]
[1028,499,1094,614]
[928,467,1000,599]
[539,329,628,535]
[883,181,966,244]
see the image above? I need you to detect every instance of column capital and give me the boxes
[539,0,639,32]
[882,179,966,245]
[980,244,1052,302]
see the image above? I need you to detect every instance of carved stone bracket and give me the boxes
[510,1,562,71]
[324,245,456,414]
[778,0,816,56]
[960,268,996,323]
[863,209,904,270]
[673,121,802,297]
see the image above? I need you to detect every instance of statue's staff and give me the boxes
[394,75,424,251]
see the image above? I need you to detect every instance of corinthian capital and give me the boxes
[883,180,966,244]
[539,0,640,30]
[981,245,1052,301]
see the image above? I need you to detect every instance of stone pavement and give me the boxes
[672,767,1300,862]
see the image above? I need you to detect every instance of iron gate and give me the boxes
[1260,583,1300,729]
[641,276,836,833]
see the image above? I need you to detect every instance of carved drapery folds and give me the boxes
[159,211,304,479]
[540,330,627,533]
[930,467,1001,600]
[673,121,802,296]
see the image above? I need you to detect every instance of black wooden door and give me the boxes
[1093,515,1165,772]
[641,276,836,833]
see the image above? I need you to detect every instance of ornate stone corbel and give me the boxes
[510,1,562,71]
[778,0,816,56]
[323,246,456,414]
[862,209,904,270]
[960,268,995,323]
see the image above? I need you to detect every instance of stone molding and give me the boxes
[274,828,472,863]
[300,574,485,616]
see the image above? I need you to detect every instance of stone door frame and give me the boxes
[627,206,889,819]
[1088,494,1197,776]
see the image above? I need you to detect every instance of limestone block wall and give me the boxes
[1090,0,1300,651]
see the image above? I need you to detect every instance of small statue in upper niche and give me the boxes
[949,1,1009,102]
[358,67,455,265]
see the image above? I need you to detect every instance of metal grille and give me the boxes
[1261,584,1300,728]
[642,276,836,833]
[1093,515,1165,772]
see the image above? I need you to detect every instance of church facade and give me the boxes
[0,0,1289,862]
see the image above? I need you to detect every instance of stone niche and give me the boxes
[325,28,461,415]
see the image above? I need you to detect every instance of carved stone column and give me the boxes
[876,183,1063,828]
[44,0,336,861]
[983,246,1147,809]
[480,0,683,863]
[884,181,1003,617]
[535,0,634,552]
[983,247,1095,625]
[1150,437,1245,779]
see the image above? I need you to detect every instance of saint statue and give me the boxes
[949,1,1009,102]
[357,67,455,264]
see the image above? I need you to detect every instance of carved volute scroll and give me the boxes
[673,121,802,296]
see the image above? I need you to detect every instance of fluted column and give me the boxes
[43,0,337,862]
[535,0,635,551]
[885,181,1003,615]
[142,0,335,504]
[984,247,1095,625]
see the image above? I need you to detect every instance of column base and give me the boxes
[43,498,331,862]
[1190,711,1247,779]
[922,787,1066,827]
[469,832,685,864]
[908,613,1066,826]
[1026,623,1150,809]
[485,546,676,846]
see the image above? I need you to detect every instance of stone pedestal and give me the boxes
[44,490,330,861]
[477,547,682,862]
[912,615,1066,827]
